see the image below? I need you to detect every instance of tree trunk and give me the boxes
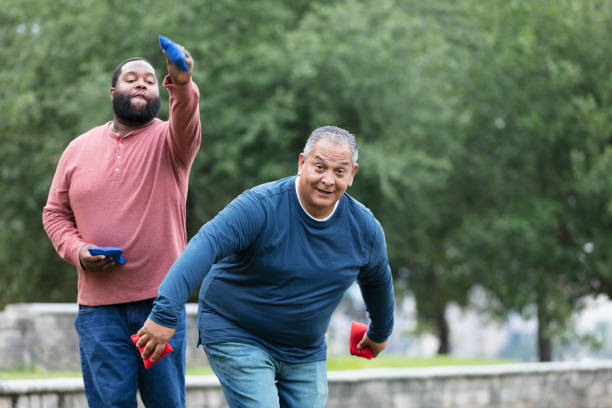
[537,297,553,361]
[436,303,450,354]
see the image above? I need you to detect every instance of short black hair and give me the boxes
[111,57,154,87]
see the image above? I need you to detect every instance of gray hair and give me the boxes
[303,126,358,166]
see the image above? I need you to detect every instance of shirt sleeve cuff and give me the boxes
[163,75,195,90]
[366,326,392,343]
[150,295,184,329]
[70,242,88,269]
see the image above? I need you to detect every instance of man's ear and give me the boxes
[109,88,115,102]
[347,164,359,187]
[297,153,305,176]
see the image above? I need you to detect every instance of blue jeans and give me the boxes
[74,299,186,408]
[204,342,327,408]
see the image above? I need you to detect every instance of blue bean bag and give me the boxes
[88,247,126,265]
[158,34,189,72]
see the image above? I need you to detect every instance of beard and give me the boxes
[112,92,161,124]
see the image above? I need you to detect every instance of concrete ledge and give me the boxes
[0,378,83,394]
[0,376,220,395]
[2,361,612,408]
[2,304,199,316]
[327,360,612,381]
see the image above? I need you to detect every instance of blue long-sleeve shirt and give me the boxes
[150,176,394,362]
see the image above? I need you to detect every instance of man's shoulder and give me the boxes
[343,193,374,218]
[342,193,382,231]
[62,123,109,152]
[82,122,111,137]
[230,177,294,215]
[221,178,292,224]
[248,176,294,199]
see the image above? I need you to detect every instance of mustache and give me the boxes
[128,90,149,98]
[112,92,161,124]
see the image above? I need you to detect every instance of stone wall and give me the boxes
[326,363,612,407]
[0,303,203,371]
[1,362,612,408]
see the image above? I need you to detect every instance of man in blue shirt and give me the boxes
[137,126,395,407]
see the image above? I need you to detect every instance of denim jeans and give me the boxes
[204,342,327,408]
[74,299,186,408]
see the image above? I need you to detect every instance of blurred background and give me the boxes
[2,0,612,365]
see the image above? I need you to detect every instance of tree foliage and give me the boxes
[444,0,612,359]
[2,0,612,361]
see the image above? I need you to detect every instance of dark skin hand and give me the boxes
[78,244,115,272]
[357,333,387,358]
[165,45,194,85]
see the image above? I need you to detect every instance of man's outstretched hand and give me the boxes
[136,318,176,363]
[165,45,194,85]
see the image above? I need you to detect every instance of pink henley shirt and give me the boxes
[42,75,201,306]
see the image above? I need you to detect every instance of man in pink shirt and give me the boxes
[42,40,201,407]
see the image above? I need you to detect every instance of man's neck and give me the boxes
[111,117,154,134]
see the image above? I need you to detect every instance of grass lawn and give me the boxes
[326,355,512,371]
[0,355,511,380]
[0,369,82,380]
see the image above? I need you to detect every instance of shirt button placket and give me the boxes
[113,136,123,179]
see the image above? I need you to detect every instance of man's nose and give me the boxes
[321,173,334,185]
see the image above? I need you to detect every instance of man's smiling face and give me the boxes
[297,138,358,219]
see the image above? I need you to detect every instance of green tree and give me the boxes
[283,0,472,353]
[448,0,612,361]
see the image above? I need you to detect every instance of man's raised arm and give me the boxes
[163,43,201,168]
